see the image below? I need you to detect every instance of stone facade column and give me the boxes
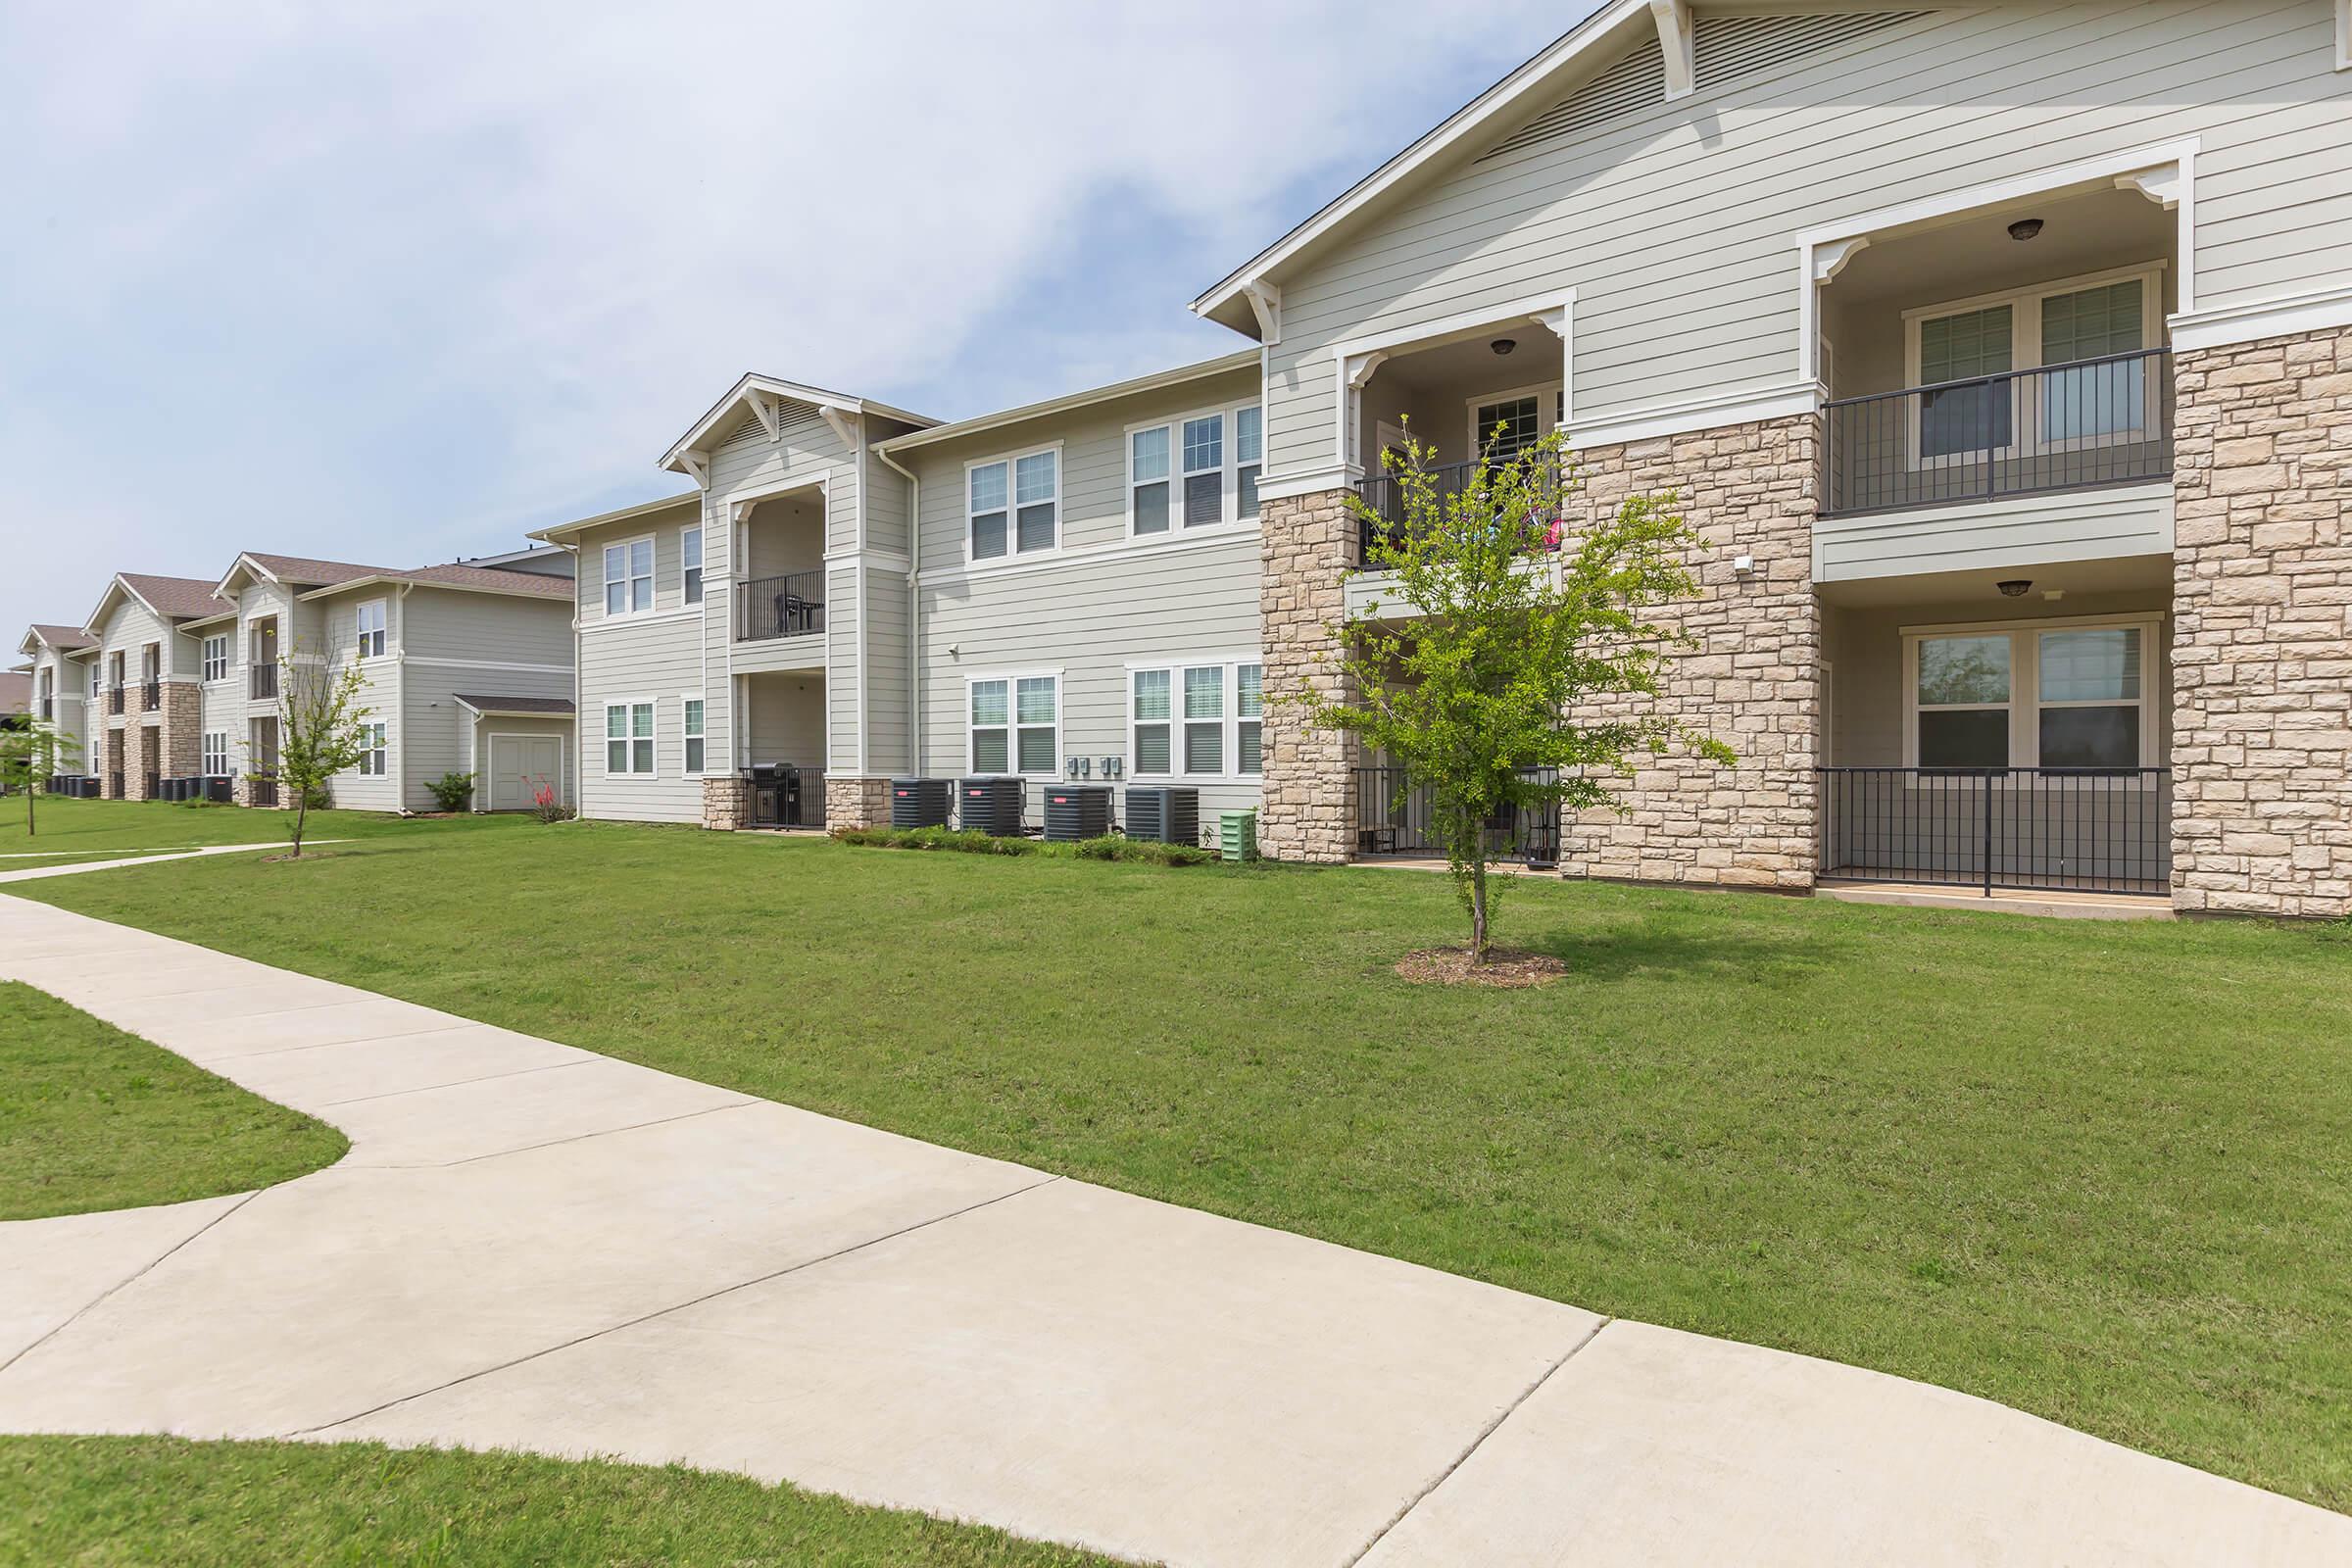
[822,775,891,831]
[125,726,158,801]
[1559,414,1822,889]
[1257,487,1359,863]
[101,728,124,798]
[161,680,202,779]
[701,774,749,831]
[2170,325,2352,919]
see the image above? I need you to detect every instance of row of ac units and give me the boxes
[889,777,1200,845]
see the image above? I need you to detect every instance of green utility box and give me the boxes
[1219,808,1258,862]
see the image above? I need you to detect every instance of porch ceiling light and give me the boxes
[1997,579,2033,598]
[2007,218,2044,242]
[1491,337,1517,356]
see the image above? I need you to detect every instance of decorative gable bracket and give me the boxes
[1241,280,1283,343]
[819,406,859,453]
[679,452,711,491]
[1649,0,1693,100]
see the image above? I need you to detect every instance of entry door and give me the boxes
[489,735,563,810]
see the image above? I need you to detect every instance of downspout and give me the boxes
[873,439,922,777]
[393,582,413,812]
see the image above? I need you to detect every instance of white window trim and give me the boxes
[1126,657,1265,784]
[1900,612,2162,776]
[1125,403,1265,538]
[964,443,1063,570]
[355,598,390,662]
[1463,381,1564,461]
[681,525,705,607]
[201,731,230,776]
[602,534,657,618]
[602,698,658,776]
[680,692,708,779]
[1901,262,2167,469]
[201,634,230,685]
[963,668,1061,778]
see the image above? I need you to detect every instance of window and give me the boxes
[202,635,228,683]
[202,732,229,776]
[604,538,653,614]
[1182,415,1224,527]
[2040,279,2145,442]
[1132,669,1171,772]
[1907,618,2155,772]
[1916,305,2014,459]
[1905,266,2162,460]
[968,675,1057,775]
[1237,662,1263,774]
[356,599,387,660]
[87,662,100,701]
[1472,394,1543,461]
[1236,406,1262,519]
[1130,403,1262,535]
[1130,661,1263,778]
[683,698,706,774]
[1131,426,1172,536]
[356,721,388,777]
[681,527,704,605]
[967,450,1059,563]
[605,702,654,773]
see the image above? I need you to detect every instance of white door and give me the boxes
[489,735,563,810]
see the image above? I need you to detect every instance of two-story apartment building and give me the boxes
[509,2,2352,920]
[23,542,576,812]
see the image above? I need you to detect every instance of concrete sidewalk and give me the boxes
[1,892,2342,1566]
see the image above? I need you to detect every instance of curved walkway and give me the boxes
[0,892,2342,1567]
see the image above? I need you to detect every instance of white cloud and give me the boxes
[0,0,1581,638]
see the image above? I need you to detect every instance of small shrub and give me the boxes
[834,825,1209,865]
[529,781,575,824]
[425,771,476,812]
[1071,835,1214,866]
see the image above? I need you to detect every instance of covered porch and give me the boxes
[730,669,827,829]
[1818,557,2174,899]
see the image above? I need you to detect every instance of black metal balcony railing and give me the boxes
[1353,457,1563,564]
[743,764,827,828]
[251,664,278,700]
[108,771,123,798]
[738,571,825,642]
[141,679,160,711]
[107,685,124,715]
[1353,764,1562,867]
[1818,767,2171,896]
[1822,349,2174,517]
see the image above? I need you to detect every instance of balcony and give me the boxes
[738,570,825,642]
[107,685,124,715]
[1819,767,2170,896]
[1823,352,2173,519]
[141,679,161,711]
[251,664,278,701]
[1353,458,1566,564]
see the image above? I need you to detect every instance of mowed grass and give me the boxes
[0,982,347,1220]
[18,806,2352,1509]
[0,794,514,857]
[0,1437,1126,1567]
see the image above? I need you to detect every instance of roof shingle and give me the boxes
[119,574,230,620]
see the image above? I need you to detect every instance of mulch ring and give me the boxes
[1395,947,1568,988]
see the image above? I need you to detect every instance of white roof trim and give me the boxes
[295,574,568,604]
[212,551,283,599]
[527,490,704,545]
[877,351,1261,454]
[659,372,936,474]
[453,696,577,719]
[82,574,162,635]
[1190,0,1649,329]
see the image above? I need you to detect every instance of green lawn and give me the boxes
[0,982,347,1221]
[13,805,2352,1510]
[0,795,515,857]
[0,1437,1123,1567]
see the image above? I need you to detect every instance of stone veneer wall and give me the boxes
[101,726,125,799]
[161,681,202,778]
[1558,414,1822,888]
[701,774,749,831]
[2170,324,2352,919]
[1255,488,1360,863]
[823,774,890,831]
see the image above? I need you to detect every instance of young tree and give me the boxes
[0,722,80,838]
[1311,423,1735,963]
[272,646,371,859]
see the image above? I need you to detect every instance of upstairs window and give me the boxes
[682,527,704,605]
[1015,451,1058,554]
[968,463,1008,561]
[968,451,1057,562]
[356,599,387,660]
[201,635,229,683]
[604,538,654,614]
[1130,404,1261,534]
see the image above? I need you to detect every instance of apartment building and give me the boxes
[24,544,575,812]
[561,0,2344,918]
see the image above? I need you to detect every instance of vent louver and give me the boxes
[1481,11,1931,165]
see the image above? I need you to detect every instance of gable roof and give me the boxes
[452,693,575,717]
[85,572,231,632]
[24,623,95,654]
[526,490,703,547]
[877,351,1261,454]
[214,550,393,598]
[660,372,937,475]
[297,563,575,603]
[1191,0,1653,335]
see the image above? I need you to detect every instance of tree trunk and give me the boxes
[1470,858,1489,963]
[290,795,307,859]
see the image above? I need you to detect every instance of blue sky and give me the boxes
[1,1,1590,642]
